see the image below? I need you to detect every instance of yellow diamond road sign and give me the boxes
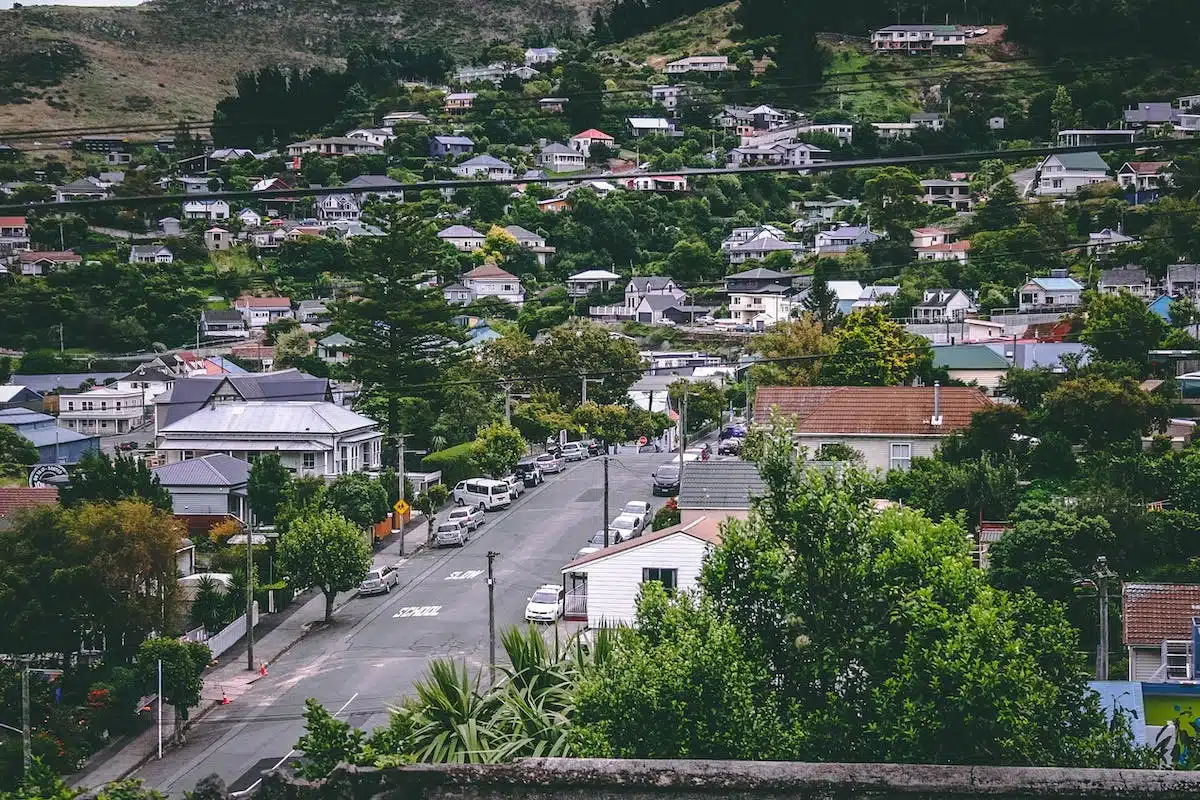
[394,499,410,517]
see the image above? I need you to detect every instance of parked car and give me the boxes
[447,505,483,531]
[574,544,600,560]
[434,520,469,547]
[561,441,587,461]
[718,437,742,455]
[536,453,565,474]
[504,474,525,500]
[116,441,138,452]
[524,584,565,623]
[358,565,398,596]
[586,439,602,457]
[452,478,511,511]
[610,513,643,540]
[514,458,544,487]
[585,527,627,548]
[622,501,652,523]
[721,424,747,439]
[652,464,680,496]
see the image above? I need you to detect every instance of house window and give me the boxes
[1052,179,1063,189]
[303,453,316,470]
[889,443,912,471]
[1163,640,1192,680]
[642,567,678,591]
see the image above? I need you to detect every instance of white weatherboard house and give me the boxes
[151,453,251,522]
[1018,272,1084,311]
[562,516,723,627]
[58,386,146,436]
[1035,151,1110,196]
[156,401,383,477]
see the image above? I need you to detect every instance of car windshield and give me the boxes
[449,508,468,517]
[531,589,559,604]
[364,571,381,581]
[437,523,459,531]
[612,516,636,530]
[587,530,614,546]
[656,466,680,479]
[624,502,645,513]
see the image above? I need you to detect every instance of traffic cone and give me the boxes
[259,662,268,677]
[220,691,231,705]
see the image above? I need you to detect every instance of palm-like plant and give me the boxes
[399,659,501,763]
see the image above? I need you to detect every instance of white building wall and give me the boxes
[792,434,943,473]
[573,534,714,627]
[945,368,1008,395]
[1130,646,1164,681]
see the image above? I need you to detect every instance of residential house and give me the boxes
[566,269,622,297]
[824,280,867,316]
[437,225,486,252]
[204,227,231,251]
[156,401,382,475]
[931,345,1012,394]
[453,154,514,181]
[56,177,109,203]
[629,295,686,325]
[454,64,521,84]
[985,341,1090,372]
[525,47,561,65]
[151,453,251,527]
[1178,94,1200,111]
[1035,151,1110,196]
[538,97,568,113]
[650,85,682,112]
[796,122,854,145]
[727,141,829,168]
[128,245,173,264]
[726,269,799,329]
[1017,272,1084,310]
[626,276,686,312]
[381,111,431,126]
[234,295,293,328]
[345,127,396,147]
[444,92,477,112]
[317,333,354,365]
[911,227,950,249]
[1099,267,1153,297]
[200,309,248,340]
[0,488,60,529]
[715,104,792,131]
[430,135,477,159]
[872,122,919,140]
[315,194,361,222]
[442,284,472,305]
[911,288,976,322]
[1056,129,1135,148]
[462,263,524,304]
[621,175,689,192]
[0,385,42,411]
[753,384,992,472]
[917,240,972,264]
[853,284,900,311]
[154,370,330,430]
[725,229,804,265]
[665,55,729,74]
[117,364,177,404]
[1166,265,1200,297]
[1117,161,1176,193]
[237,208,262,228]
[1123,102,1180,128]
[911,111,944,131]
[502,225,556,266]
[285,137,381,157]
[19,251,81,276]
[562,516,723,627]
[795,198,859,229]
[724,266,792,294]
[1087,228,1137,257]
[676,460,765,524]
[537,143,586,173]
[722,224,789,251]
[0,215,30,257]
[920,179,973,211]
[342,174,405,201]
[297,299,330,325]
[569,128,615,160]
[871,24,967,53]
[182,199,231,221]
[814,224,880,255]
[58,386,146,436]
[0,407,97,464]
[1122,583,1200,681]
[159,217,182,236]
[627,117,677,138]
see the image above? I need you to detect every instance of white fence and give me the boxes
[180,601,259,659]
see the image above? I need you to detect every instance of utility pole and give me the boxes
[679,390,689,493]
[20,665,30,776]
[503,384,512,423]
[58,324,64,354]
[1095,555,1114,681]
[602,455,610,547]
[397,434,409,556]
[487,551,498,687]
[157,659,163,759]
[246,520,255,672]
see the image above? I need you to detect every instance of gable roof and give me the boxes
[19,250,81,264]
[202,309,244,324]
[572,128,614,141]
[629,276,676,292]
[753,385,991,434]
[726,267,790,280]
[1028,276,1083,291]
[343,174,404,189]
[540,142,578,155]
[433,135,475,146]
[1100,267,1148,285]
[502,224,542,241]
[159,401,377,435]
[464,263,519,281]
[567,269,621,281]
[1119,161,1173,175]
[152,453,251,487]
[156,371,330,426]
[1045,151,1109,171]
[236,295,291,308]
[119,365,177,383]
[1122,583,1200,646]
[0,487,58,519]
[932,344,1011,370]
[637,294,681,311]
[678,461,765,510]
[562,515,723,570]
[438,225,484,239]
[130,245,172,257]
[459,154,512,169]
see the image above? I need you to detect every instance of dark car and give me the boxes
[722,424,747,439]
[117,441,138,451]
[514,458,544,487]
[587,439,602,457]
[718,437,742,455]
[652,464,680,496]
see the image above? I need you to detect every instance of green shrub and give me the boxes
[420,441,478,487]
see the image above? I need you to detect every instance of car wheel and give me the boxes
[386,583,392,593]
[455,497,464,506]
[478,502,486,512]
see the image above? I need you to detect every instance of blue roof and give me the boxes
[1030,276,1083,291]
[1149,294,1173,320]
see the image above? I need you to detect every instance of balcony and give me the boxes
[59,406,144,420]
[564,587,588,622]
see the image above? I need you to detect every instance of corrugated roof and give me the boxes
[236,295,291,309]
[1122,583,1200,645]
[459,154,512,169]
[726,267,790,280]
[1047,151,1109,171]
[1029,276,1083,291]
[159,401,378,435]
[438,225,484,238]
[152,453,251,487]
[464,263,519,281]
[503,225,541,241]
[562,515,724,570]
[0,487,58,518]
[932,344,1012,370]
[678,461,765,510]
[754,386,991,434]
[10,373,126,393]
[156,372,329,426]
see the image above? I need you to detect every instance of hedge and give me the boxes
[420,441,478,488]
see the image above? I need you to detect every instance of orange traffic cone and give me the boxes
[220,692,231,705]
[259,662,268,677]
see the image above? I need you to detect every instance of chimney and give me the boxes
[931,382,943,426]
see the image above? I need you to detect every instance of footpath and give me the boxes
[71,518,432,789]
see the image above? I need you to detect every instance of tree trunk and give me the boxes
[426,515,435,547]
[324,590,335,623]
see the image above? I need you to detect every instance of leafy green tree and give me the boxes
[862,167,924,229]
[668,380,725,432]
[802,276,840,328]
[560,59,605,133]
[294,698,367,780]
[748,315,830,386]
[661,239,723,283]
[414,483,450,544]
[278,510,372,623]
[248,452,292,526]
[0,424,38,479]
[1080,291,1166,367]
[883,452,1022,524]
[650,502,680,531]
[470,422,527,478]
[60,451,172,512]
[273,327,312,369]
[136,637,211,739]
[190,575,231,635]
[1050,84,1079,136]
[325,472,389,530]
[999,367,1063,410]
[1041,376,1166,451]
[819,307,929,386]
[1168,297,1200,329]
[973,174,1022,231]
[516,321,644,407]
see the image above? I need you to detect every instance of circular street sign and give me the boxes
[29,463,69,488]
[637,436,648,446]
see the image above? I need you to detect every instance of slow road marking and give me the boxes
[393,605,442,618]
[444,570,483,581]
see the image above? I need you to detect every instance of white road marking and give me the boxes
[392,605,441,618]
[444,570,482,581]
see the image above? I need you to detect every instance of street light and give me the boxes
[1074,555,1117,680]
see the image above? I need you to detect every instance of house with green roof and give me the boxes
[1035,151,1110,196]
[932,345,1012,395]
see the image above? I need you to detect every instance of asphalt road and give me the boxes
[129,450,672,795]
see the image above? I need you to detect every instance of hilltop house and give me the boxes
[182,199,230,221]
[285,137,381,157]
[627,117,677,138]
[814,224,880,255]
[1117,161,1175,193]
[537,143,586,173]
[725,267,799,329]
[1087,228,1137,257]
[438,225,486,252]
[1017,272,1084,310]
[1035,151,1110,196]
[117,363,177,404]
[626,277,686,311]
[462,263,524,304]
[725,228,804,265]
[0,216,29,256]
[56,177,108,203]
[204,227,231,252]
[19,251,81,276]
[566,269,621,297]
[444,92,477,112]
[920,179,973,211]
[1165,265,1200,297]
[569,129,615,159]
[342,174,405,200]
[911,288,976,322]
[345,127,396,147]
[665,55,730,74]
[728,141,829,168]
[429,135,475,158]
[871,24,967,53]
[234,295,293,328]
[381,111,431,126]
[200,309,248,340]
[502,225,556,266]
[453,155,514,180]
[1099,268,1153,297]
[314,194,361,222]
[911,111,944,131]
[524,47,561,65]
[128,245,174,264]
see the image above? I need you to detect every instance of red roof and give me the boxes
[19,250,81,263]
[464,263,519,281]
[912,226,950,235]
[231,343,275,359]
[571,128,614,141]
[235,295,292,308]
[0,216,27,227]
[753,386,991,435]
[920,241,972,252]
[1121,161,1172,175]
[1122,583,1200,645]
[0,487,58,518]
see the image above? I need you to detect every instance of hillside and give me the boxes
[0,0,598,134]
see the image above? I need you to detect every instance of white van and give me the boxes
[453,478,512,511]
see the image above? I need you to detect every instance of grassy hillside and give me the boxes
[0,0,599,134]
[600,2,738,68]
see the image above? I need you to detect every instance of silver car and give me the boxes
[504,474,525,500]
[561,441,587,462]
[434,520,469,548]
[610,513,643,540]
[358,565,398,596]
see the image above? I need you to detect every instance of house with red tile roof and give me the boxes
[18,250,82,276]
[1116,161,1175,192]
[569,128,615,159]
[462,263,524,305]
[1122,582,1200,681]
[753,385,991,472]
[0,487,58,528]
[0,215,30,257]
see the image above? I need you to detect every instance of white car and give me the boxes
[561,441,587,462]
[504,474,525,500]
[610,513,643,540]
[434,520,469,547]
[358,565,398,596]
[623,501,651,520]
[536,453,565,473]
[447,505,483,531]
[524,584,565,623]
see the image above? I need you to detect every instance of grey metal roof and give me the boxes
[1047,151,1109,171]
[157,371,330,426]
[434,135,475,146]
[152,453,251,487]
[0,407,51,427]
[726,267,790,280]
[540,142,576,155]
[318,332,355,347]
[202,309,243,324]
[502,224,541,241]
[159,401,378,435]
[629,276,675,292]
[636,294,681,311]
[1100,268,1148,285]
[438,225,484,238]
[20,425,98,449]
[678,461,765,510]
[119,366,176,383]
[343,174,404,189]
[10,373,125,393]
[130,244,171,257]
[459,154,512,169]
